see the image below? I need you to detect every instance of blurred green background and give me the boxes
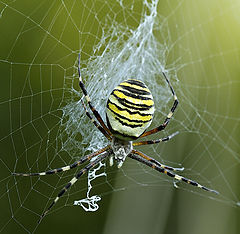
[0,0,239,234]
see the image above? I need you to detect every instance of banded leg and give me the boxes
[133,131,179,147]
[81,99,112,140]
[39,149,112,222]
[140,72,179,138]
[13,145,110,177]
[78,54,112,137]
[129,152,218,194]
[132,149,184,172]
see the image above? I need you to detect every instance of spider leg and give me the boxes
[140,72,179,138]
[81,99,111,140]
[39,149,112,222]
[77,54,112,137]
[13,145,111,177]
[132,149,184,172]
[129,151,218,194]
[133,131,179,147]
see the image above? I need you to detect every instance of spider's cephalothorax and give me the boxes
[110,137,133,168]
[106,79,155,141]
[13,55,218,222]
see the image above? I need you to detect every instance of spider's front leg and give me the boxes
[38,149,113,222]
[132,149,184,172]
[129,151,218,194]
[12,146,110,177]
[133,132,184,172]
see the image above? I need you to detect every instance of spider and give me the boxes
[13,54,218,222]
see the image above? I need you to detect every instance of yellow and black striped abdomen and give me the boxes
[106,79,155,140]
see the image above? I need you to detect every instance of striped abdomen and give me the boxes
[106,79,155,140]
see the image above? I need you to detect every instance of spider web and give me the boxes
[0,0,239,233]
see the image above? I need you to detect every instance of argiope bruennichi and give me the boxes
[13,54,218,222]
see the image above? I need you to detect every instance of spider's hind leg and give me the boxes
[77,54,112,137]
[140,72,179,138]
[80,99,111,140]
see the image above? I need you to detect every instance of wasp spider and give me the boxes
[13,54,218,222]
